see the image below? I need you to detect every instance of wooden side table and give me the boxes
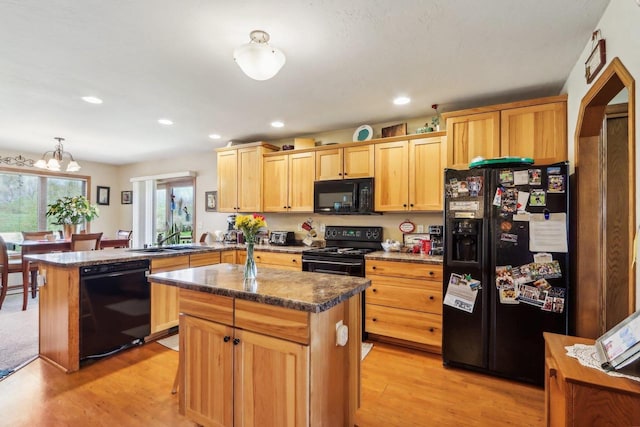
[544,332,640,426]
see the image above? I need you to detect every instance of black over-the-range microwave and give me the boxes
[313,178,376,214]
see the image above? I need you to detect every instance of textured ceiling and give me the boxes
[0,0,610,165]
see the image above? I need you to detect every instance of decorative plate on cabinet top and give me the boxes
[353,125,373,142]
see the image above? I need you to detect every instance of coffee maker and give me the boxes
[428,225,444,256]
[224,214,238,243]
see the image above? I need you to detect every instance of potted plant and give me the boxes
[46,195,100,238]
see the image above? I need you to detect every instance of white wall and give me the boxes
[561,0,640,309]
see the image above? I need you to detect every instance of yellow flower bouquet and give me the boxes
[235,213,267,243]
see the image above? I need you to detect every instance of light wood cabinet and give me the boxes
[179,289,356,426]
[315,144,374,180]
[544,332,640,426]
[221,249,236,264]
[217,142,278,212]
[443,95,567,169]
[263,151,315,212]
[445,112,500,169]
[374,135,445,212]
[150,252,226,334]
[237,250,302,271]
[365,259,443,352]
[500,101,567,165]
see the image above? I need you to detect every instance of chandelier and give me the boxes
[34,137,81,172]
[233,30,286,81]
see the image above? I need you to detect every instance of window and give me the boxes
[0,169,88,238]
[155,179,194,244]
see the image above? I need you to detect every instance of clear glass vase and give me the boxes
[244,240,257,279]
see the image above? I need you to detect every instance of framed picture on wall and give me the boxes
[205,191,217,212]
[121,190,132,204]
[97,186,110,205]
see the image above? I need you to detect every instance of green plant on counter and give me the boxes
[46,195,99,225]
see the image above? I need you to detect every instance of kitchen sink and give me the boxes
[128,247,169,253]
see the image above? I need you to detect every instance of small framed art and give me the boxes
[97,186,110,205]
[121,190,132,204]
[205,191,217,212]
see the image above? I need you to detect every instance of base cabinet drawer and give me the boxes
[365,304,441,347]
[366,276,442,314]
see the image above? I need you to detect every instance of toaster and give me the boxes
[268,231,295,246]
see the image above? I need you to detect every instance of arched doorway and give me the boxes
[574,57,636,338]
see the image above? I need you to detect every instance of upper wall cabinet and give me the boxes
[374,134,445,212]
[217,142,278,213]
[443,95,567,169]
[263,151,315,212]
[315,144,374,181]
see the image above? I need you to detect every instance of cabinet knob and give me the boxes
[288,206,291,209]
[429,327,435,333]
[233,338,240,345]
[428,271,435,276]
[223,336,231,342]
[371,266,376,270]
[256,256,261,260]
[292,259,297,263]
[283,206,287,209]
[403,204,407,208]
[372,288,377,293]
[338,172,342,176]
[372,318,377,322]
[410,203,414,207]
[343,172,348,176]
[429,295,434,300]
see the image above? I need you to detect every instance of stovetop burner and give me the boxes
[304,246,375,256]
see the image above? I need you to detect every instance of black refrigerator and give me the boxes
[442,161,570,385]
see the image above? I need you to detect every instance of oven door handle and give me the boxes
[311,268,350,276]
[302,259,362,267]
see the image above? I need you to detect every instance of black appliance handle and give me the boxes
[301,259,362,267]
[80,268,149,280]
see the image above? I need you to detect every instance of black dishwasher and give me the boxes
[79,259,151,362]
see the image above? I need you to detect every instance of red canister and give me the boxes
[420,239,431,254]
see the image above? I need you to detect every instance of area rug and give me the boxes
[362,342,373,361]
[157,333,179,351]
[0,292,39,380]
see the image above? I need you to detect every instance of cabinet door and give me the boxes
[181,314,234,427]
[315,148,343,180]
[237,147,263,212]
[288,151,315,212]
[262,154,289,212]
[150,255,189,333]
[217,150,238,212]
[446,111,500,169]
[220,250,236,264]
[374,141,409,211]
[501,101,567,165]
[409,136,444,211]
[234,328,309,427]
[343,144,374,178]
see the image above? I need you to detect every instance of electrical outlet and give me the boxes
[417,224,424,233]
[320,223,325,232]
[298,223,303,231]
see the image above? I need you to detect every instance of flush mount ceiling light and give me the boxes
[34,137,81,172]
[271,120,284,128]
[233,30,286,81]
[158,118,174,126]
[208,134,221,140]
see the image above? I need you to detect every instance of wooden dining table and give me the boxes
[16,237,131,310]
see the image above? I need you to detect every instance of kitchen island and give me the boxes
[149,263,370,427]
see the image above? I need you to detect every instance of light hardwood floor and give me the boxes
[0,341,543,426]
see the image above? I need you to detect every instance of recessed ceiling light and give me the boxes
[393,96,411,105]
[158,118,173,126]
[81,96,103,104]
[208,134,221,140]
[271,121,284,128]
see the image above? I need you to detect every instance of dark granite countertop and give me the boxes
[149,263,370,313]
[23,242,310,267]
[365,251,443,265]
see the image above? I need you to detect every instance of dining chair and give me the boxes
[0,235,25,310]
[70,232,103,251]
[20,231,46,299]
[199,232,209,243]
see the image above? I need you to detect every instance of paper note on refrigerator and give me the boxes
[444,274,479,313]
[529,213,568,253]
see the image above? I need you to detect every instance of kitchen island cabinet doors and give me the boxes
[179,289,357,427]
[315,144,374,181]
[262,151,315,213]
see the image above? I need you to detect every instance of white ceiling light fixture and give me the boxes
[158,118,174,126]
[34,137,81,172]
[208,134,221,140]
[81,96,103,104]
[393,96,411,105]
[233,30,286,81]
[271,120,284,128]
